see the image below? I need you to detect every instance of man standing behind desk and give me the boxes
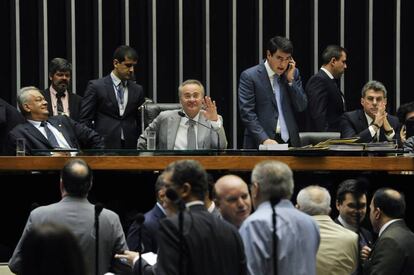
[306,45,347,131]
[41,58,82,121]
[80,45,145,149]
[137,79,227,150]
[238,35,307,148]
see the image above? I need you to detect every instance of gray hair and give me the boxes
[251,160,294,200]
[297,185,331,215]
[18,86,41,116]
[361,80,387,98]
[178,79,205,98]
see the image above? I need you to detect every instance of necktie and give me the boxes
[117,82,125,105]
[40,121,60,148]
[187,119,197,150]
[56,92,65,114]
[273,75,289,142]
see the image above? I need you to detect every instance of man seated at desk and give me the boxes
[6,86,104,155]
[340,80,400,143]
[137,79,227,150]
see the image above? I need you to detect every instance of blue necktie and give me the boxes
[273,75,289,142]
[40,121,60,148]
[117,82,125,105]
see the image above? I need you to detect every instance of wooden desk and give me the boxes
[0,155,413,171]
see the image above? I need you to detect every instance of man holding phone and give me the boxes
[238,36,307,148]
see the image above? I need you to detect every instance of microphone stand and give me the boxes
[270,196,280,275]
[94,203,104,275]
[138,98,153,135]
[178,111,221,152]
[166,188,185,275]
[134,213,146,275]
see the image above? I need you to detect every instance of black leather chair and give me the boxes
[142,102,182,128]
[299,132,341,146]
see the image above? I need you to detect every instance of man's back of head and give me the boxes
[251,160,294,207]
[297,185,331,216]
[61,159,92,197]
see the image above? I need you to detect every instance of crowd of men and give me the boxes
[1,37,414,275]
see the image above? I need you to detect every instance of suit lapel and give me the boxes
[197,115,210,149]
[104,76,120,113]
[24,123,50,146]
[48,117,75,148]
[167,114,181,149]
[258,64,277,108]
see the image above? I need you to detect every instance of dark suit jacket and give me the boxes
[305,69,345,131]
[80,74,145,149]
[340,109,400,143]
[363,220,414,275]
[334,217,374,247]
[0,98,25,155]
[41,88,83,122]
[6,115,104,155]
[238,63,307,148]
[135,204,246,275]
[127,204,166,253]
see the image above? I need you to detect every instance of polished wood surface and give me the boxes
[0,155,413,171]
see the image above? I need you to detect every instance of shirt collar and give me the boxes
[264,60,278,79]
[186,200,204,209]
[207,201,216,213]
[49,85,67,96]
[111,72,125,87]
[156,202,166,215]
[321,67,335,79]
[379,219,402,237]
[27,119,43,128]
[338,215,358,232]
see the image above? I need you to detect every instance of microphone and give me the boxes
[177,111,221,150]
[270,196,280,275]
[165,188,184,274]
[94,203,104,275]
[134,213,145,275]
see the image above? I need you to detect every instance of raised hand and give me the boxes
[201,96,219,121]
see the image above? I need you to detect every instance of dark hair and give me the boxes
[165,160,208,201]
[336,179,368,204]
[266,36,293,56]
[49,58,72,76]
[321,45,347,65]
[373,188,406,219]
[397,101,414,123]
[113,45,138,62]
[61,159,92,197]
[20,223,86,275]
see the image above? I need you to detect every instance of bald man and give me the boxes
[364,188,414,274]
[214,175,252,228]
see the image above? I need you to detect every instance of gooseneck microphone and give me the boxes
[134,213,146,275]
[94,203,104,275]
[177,111,221,150]
[270,196,281,275]
[166,188,185,275]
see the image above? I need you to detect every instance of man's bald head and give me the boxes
[297,185,331,216]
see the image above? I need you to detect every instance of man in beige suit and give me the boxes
[297,185,358,275]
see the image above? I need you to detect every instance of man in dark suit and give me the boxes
[340,80,400,143]
[306,45,347,131]
[127,174,167,253]
[0,97,25,155]
[238,36,307,148]
[41,58,82,121]
[80,45,145,149]
[116,160,247,275]
[7,86,104,155]
[364,188,414,274]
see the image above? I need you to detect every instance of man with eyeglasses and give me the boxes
[238,35,307,149]
[339,80,400,143]
[80,45,145,149]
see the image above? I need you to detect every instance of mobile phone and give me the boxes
[405,118,414,138]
